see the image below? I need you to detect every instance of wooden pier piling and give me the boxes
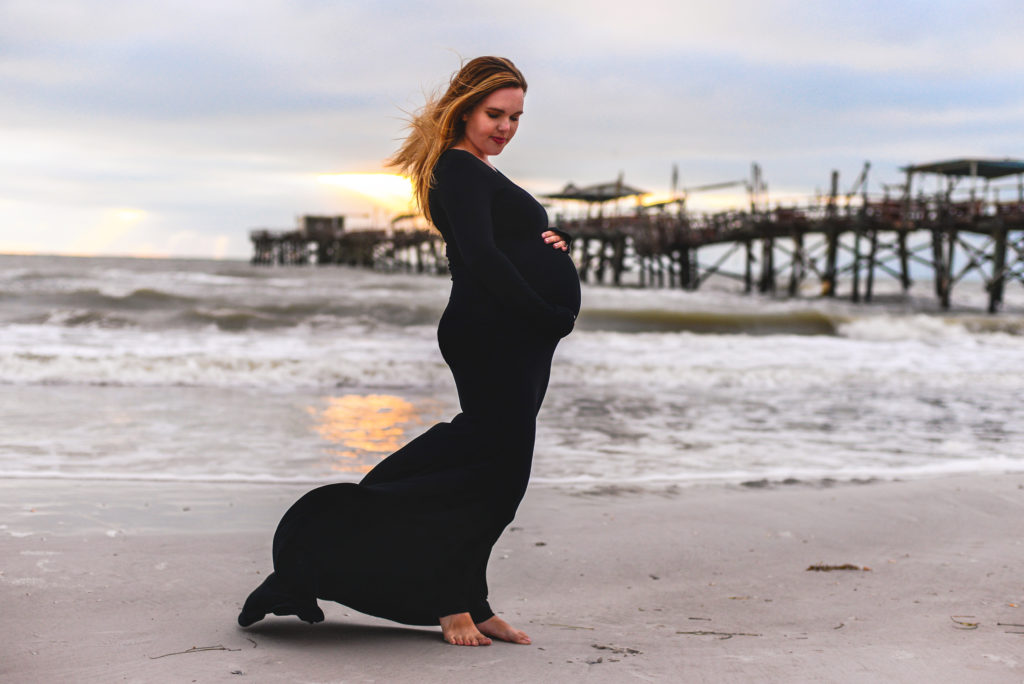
[250,215,445,274]
[250,158,1024,313]
[546,158,1024,312]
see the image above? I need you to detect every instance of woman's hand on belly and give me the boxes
[497,237,581,322]
[541,230,568,251]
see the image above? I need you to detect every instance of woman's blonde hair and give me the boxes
[388,56,527,223]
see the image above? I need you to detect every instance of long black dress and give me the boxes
[239,148,580,628]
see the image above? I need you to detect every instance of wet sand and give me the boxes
[2,475,1022,683]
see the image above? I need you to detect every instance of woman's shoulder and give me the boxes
[435,148,496,181]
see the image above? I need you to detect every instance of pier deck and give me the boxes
[250,158,1024,313]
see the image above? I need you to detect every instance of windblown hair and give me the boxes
[388,56,527,223]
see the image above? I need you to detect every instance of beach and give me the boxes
[2,254,1023,681]
[3,474,1022,682]
[7,1,1024,678]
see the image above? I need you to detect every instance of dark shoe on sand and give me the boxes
[238,573,325,627]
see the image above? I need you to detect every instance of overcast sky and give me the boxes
[2,0,1022,258]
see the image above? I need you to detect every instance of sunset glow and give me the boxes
[115,209,146,223]
[308,394,442,474]
[317,173,415,215]
[639,192,679,207]
[66,207,148,255]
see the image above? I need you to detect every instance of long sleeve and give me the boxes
[433,154,575,337]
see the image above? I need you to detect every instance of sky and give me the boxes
[2,0,1023,259]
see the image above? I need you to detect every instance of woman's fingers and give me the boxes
[541,231,568,251]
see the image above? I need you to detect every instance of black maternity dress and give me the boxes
[239,148,581,628]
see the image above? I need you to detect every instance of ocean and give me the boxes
[2,253,1022,487]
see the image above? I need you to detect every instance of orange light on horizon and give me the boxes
[639,192,678,207]
[317,173,415,215]
[65,207,149,256]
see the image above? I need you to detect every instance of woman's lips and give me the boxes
[490,137,507,145]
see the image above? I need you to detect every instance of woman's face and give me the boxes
[458,87,524,163]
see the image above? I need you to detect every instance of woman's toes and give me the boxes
[476,616,531,644]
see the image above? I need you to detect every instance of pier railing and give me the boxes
[250,173,1024,312]
[559,191,1024,312]
[250,216,447,274]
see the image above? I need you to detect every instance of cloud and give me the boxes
[521,0,1024,76]
[1,0,1023,258]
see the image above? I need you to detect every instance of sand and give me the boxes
[2,474,1022,683]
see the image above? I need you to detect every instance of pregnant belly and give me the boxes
[500,238,582,316]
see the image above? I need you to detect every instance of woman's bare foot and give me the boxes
[476,615,531,644]
[439,612,492,646]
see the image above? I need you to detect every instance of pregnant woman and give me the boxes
[238,56,580,647]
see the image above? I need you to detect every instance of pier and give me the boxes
[554,158,1024,313]
[250,215,446,273]
[250,158,1024,313]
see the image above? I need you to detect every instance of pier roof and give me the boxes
[545,180,648,203]
[901,158,1024,179]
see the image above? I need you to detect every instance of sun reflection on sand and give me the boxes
[308,394,442,474]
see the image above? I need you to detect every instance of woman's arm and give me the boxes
[434,155,574,337]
